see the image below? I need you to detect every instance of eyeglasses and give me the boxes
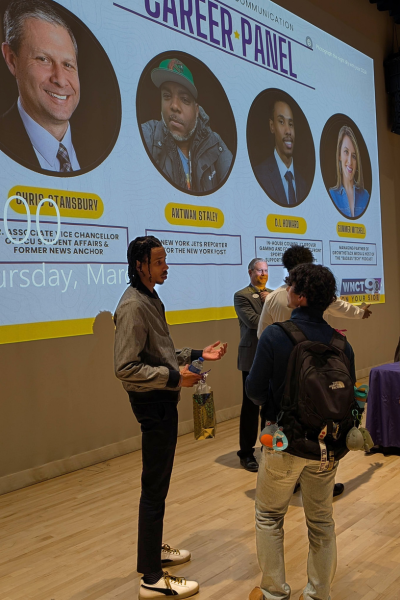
[254,269,268,274]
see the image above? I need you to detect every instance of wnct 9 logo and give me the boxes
[364,278,381,294]
[340,278,381,295]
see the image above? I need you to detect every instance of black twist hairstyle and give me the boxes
[285,263,337,312]
[282,244,314,273]
[127,236,162,287]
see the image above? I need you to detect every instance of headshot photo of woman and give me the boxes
[329,125,370,218]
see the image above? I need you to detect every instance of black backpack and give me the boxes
[276,320,357,465]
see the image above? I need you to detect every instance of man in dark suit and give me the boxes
[0,0,83,174]
[255,100,308,207]
[234,258,272,472]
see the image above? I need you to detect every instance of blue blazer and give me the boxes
[254,155,308,207]
[329,185,369,218]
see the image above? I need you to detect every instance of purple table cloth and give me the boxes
[366,363,400,447]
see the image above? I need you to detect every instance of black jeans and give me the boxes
[237,371,267,459]
[130,401,178,574]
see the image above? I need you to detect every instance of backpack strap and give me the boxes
[275,320,308,345]
[278,321,347,353]
[329,330,347,352]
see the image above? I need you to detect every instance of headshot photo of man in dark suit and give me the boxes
[0,0,82,174]
[254,99,308,207]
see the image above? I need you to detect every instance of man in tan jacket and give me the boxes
[114,235,227,600]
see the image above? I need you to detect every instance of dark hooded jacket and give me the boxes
[141,106,233,193]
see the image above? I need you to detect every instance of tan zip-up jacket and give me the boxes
[114,284,195,396]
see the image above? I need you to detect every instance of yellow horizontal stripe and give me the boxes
[338,294,385,305]
[166,306,237,325]
[0,318,95,345]
[0,307,237,344]
[4,292,382,344]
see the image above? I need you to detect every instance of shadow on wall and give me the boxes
[88,310,122,403]
[92,310,115,343]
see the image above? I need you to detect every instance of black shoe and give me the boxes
[333,483,344,497]
[383,446,400,456]
[365,445,383,455]
[240,456,259,472]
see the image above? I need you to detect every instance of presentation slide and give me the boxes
[0,0,384,344]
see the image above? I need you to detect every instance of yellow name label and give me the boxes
[339,294,385,305]
[165,203,224,228]
[8,186,104,219]
[267,214,307,234]
[336,222,366,238]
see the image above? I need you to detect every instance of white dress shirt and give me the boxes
[274,148,296,205]
[257,284,364,338]
[18,98,80,172]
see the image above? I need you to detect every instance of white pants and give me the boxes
[255,449,338,600]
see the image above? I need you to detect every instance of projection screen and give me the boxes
[0,0,384,344]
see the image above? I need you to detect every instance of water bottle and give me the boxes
[188,356,204,374]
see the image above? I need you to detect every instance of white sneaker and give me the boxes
[139,571,199,599]
[161,543,191,567]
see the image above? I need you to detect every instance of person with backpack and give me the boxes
[257,243,372,338]
[246,263,356,600]
[257,243,369,498]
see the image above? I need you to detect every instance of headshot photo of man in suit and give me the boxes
[0,0,82,174]
[254,99,308,207]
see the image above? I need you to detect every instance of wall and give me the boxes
[1,0,399,495]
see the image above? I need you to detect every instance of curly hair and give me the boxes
[285,263,337,312]
[127,236,162,287]
[282,244,314,272]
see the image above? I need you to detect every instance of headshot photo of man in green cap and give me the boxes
[140,56,233,194]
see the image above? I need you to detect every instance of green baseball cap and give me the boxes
[151,58,198,100]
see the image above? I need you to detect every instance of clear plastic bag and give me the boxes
[193,375,215,440]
